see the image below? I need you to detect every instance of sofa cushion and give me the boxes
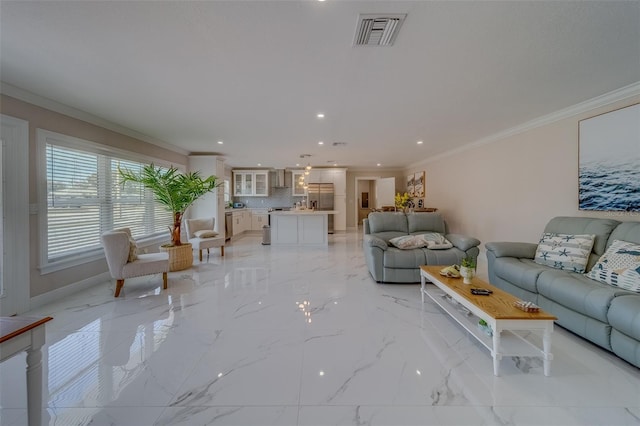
[389,235,427,249]
[367,212,408,234]
[421,233,453,250]
[383,247,426,269]
[407,212,445,234]
[608,295,640,341]
[534,233,595,273]
[586,239,640,293]
[537,269,628,323]
[543,217,620,269]
[493,257,547,294]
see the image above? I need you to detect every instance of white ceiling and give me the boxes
[1,1,639,170]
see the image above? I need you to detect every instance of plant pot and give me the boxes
[460,266,475,284]
[159,243,193,271]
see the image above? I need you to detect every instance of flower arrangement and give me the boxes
[395,192,411,210]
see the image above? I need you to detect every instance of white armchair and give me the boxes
[101,228,169,297]
[185,217,225,261]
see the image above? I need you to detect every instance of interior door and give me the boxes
[376,177,396,208]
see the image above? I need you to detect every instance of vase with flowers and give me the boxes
[395,192,411,212]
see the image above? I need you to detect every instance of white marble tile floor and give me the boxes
[1,230,639,425]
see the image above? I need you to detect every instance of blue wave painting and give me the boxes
[579,159,640,211]
[579,104,640,212]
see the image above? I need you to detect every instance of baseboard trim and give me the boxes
[30,272,111,310]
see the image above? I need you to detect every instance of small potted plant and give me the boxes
[460,256,476,284]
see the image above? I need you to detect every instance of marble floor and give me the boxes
[1,230,640,426]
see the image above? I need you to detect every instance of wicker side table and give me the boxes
[159,243,193,271]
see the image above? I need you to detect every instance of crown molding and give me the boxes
[0,82,190,156]
[407,81,640,170]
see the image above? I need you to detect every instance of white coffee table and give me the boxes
[420,265,556,376]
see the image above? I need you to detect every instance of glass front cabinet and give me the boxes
[292,171,306,196]
[233,171,268,196]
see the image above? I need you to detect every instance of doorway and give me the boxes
[354,176,396,228]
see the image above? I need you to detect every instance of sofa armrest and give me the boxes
[485,241,537,259]
[364,234,388,250]
[445,234,480,252]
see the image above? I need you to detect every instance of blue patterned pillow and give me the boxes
[534,233,595,273]
[586,240,640,293]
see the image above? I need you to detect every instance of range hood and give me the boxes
[272,169,288,188]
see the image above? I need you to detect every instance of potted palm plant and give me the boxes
[119,164,221,270]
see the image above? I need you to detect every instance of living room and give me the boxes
[1,1,639,425]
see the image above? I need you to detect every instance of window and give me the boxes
[38,130,175,273]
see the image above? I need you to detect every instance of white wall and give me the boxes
[406,94,640,278]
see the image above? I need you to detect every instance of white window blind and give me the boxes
[44,141,173,267]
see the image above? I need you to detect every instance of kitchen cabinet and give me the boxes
[233,170,269,196]
[251,213,268,230]
[291,171,306,196]
[232,210,251,235]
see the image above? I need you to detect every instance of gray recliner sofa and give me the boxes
[363,212,480,283]
[486,216,640,368]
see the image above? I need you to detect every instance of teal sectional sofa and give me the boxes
[486,216,640,368]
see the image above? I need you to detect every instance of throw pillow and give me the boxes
[534,233,595,273]
[389,235,427,250]
[586,239,640,293]
[113,228,137,262]
[194,230,218,238]
[127,238,138,263]
[421,232,453,250]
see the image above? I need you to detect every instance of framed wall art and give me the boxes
[578,103,640,211]
[407,174,415,197]
[414,171,425,198]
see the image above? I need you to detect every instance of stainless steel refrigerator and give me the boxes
[307,183,334,234]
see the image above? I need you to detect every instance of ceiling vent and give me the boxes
[353,14,406,46]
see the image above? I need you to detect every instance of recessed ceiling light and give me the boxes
[318,141,324,145]
[317,113,325,119]
[296,163,300,167]
[417,140,423,145]
[377,163,381,167]
[257,163,261,166]
[217,140,224,145]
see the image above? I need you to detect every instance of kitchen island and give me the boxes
[269,210,337,246]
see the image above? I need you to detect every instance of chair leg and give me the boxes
[199,249,203,262]
[221,246,224,256]
[114,279,125,297]
[207,248,210,256]
[163,272,168,289]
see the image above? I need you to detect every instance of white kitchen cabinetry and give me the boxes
[233,171,269,196]
[232,210,251,235]
[251,213,268,230]
[188,155,226,237]
[291,171,306,196]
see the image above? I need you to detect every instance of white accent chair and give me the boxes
[101,228,169,297]
[185,217,225,261]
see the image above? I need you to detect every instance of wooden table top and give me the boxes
[421,265,556,321]
[0,316,53,344]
